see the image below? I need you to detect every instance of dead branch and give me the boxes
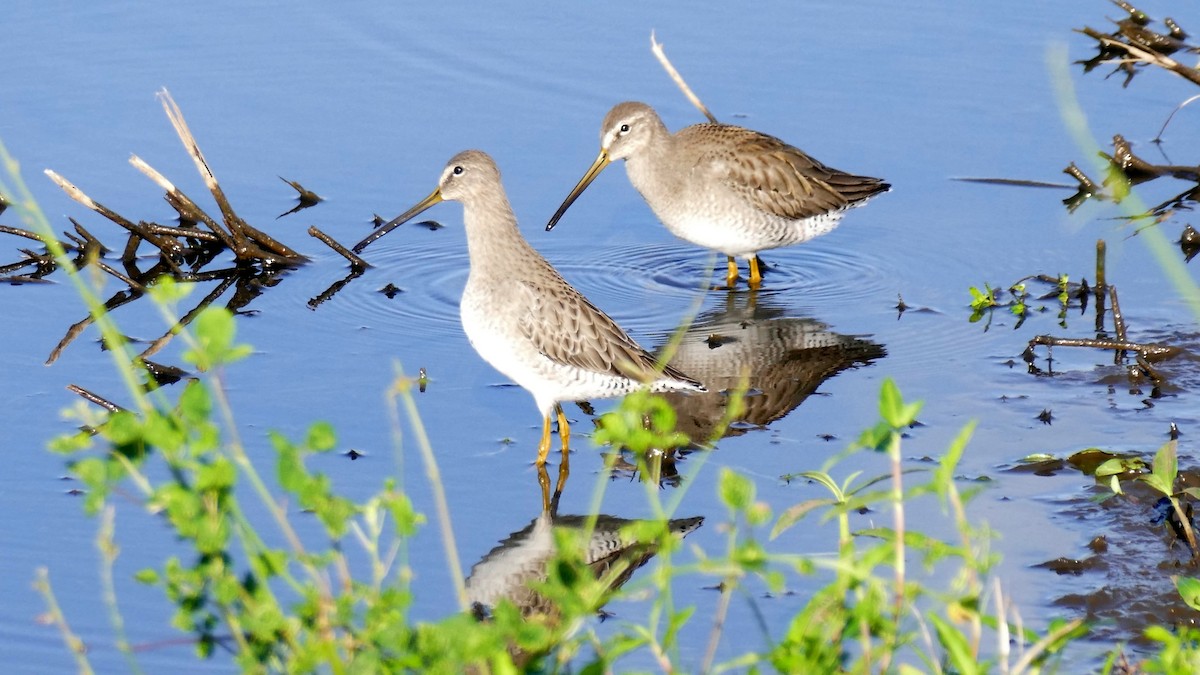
[66,384,125,413]
[308,226,371,269]
[651,31,718,123]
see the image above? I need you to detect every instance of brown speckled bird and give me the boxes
[547,101,889,287]
[381,150,704,465]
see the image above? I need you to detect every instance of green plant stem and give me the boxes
[98,506,143,675]
[881,429,907,674]
[207,372,325,595]
[394,369,467,611]
[34,567,95,675]
[0,142,154,413]
[1049,45,1200,320]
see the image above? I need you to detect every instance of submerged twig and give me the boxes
[308,226,371,269]
[67,384,126,413]
[1027,334,1180,362]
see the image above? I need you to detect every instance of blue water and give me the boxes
[3,1,1199,671]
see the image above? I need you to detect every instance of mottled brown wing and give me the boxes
[689,124,888,220]
[516,278,700,388]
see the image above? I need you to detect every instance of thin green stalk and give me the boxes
[33,567,95,675]
[0,142,154,414]
[878,428,907,674]
[97,506,143,675]
[393,365,467,611]
[207,371,328,596]
[1048,45,1200,319]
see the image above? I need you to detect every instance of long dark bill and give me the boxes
[545,149,611,231]
[352,188,445,253]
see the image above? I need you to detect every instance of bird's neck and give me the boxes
[462,189,534,274]
[626,125,678,198]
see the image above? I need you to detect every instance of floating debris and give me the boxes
[276,176,323,219]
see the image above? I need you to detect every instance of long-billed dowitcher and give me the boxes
[546,102,890,288]
[378,150,704,465]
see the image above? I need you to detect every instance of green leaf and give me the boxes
[196,457,236,492]
[305,421,337,452]
[929,613,979,675]
[148,275,192,304]
[879,379,903,427]
[718,468,754,511]
[771,498,837,540]
[134,568,160,585]
[1141,474,1173,498]
[178,380,212,425]
[1151,441,1179,495]
[1176,577,1200,612]
[793,471,843,500]
[185,307,252,369]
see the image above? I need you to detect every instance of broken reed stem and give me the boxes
[1027,334,1180,362]
[0,223,55,245]
[155,89,305,264]
[144,223,221,242]
[156,89,251,245]
[1079,27,1200,87]
[67,384,126,413]
[44,170,179,255]
[308,226,371,269]
[650,31,718,123]
[129,154,238,252]
[1109,285,1126,342]
[69,218,108,253]
[1095,239,1107,292]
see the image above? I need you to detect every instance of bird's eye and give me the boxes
[619,124,630,133]
[453,166,464,175]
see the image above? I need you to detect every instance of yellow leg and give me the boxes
[536,414,552,465]
[555,404,571,455]
[725,256,739,287]
[748,256,763,288]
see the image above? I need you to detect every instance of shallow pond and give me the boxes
[3,0,1200,671]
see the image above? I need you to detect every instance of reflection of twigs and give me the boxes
[48,315,97,365]
[94,259,146,292]
[308,226,371,269]
[1079,27,1200,87]
[1155,93,1200,142]
[67,384,126,412]
[650,31,718,123]
[139,274,239,360]
[306,267,364,311]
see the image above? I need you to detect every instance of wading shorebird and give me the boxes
[547,101,889,288]
[367,150,704,465]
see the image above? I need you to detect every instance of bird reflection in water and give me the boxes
[465,463,703,668]
[604,289,886,481]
